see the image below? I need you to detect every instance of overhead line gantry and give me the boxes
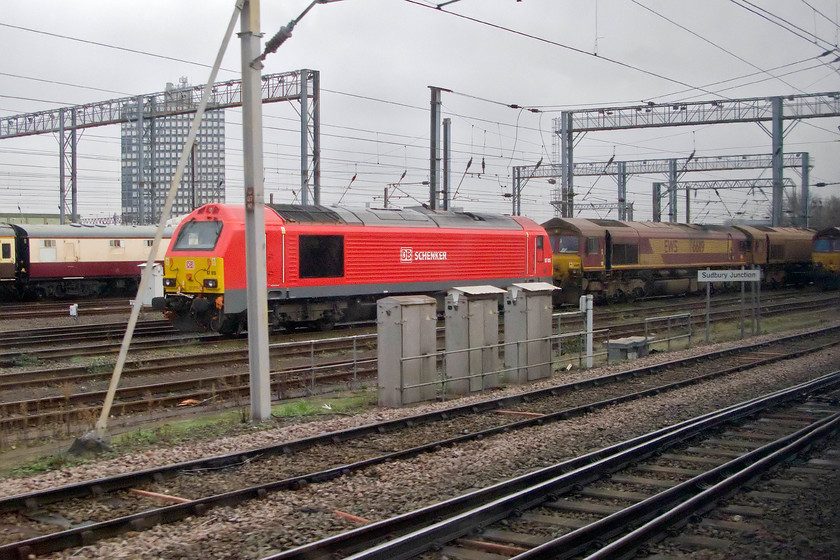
[0,69,320,223]
[545,92,839,225]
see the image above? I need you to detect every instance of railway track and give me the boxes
[0,326,838,558]
[0,299,134,320]
[0,290,820,359]
[268,378,840,560]
[1,293,838,443]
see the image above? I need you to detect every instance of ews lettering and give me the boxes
[664,239,705,253]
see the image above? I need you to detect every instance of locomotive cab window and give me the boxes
[299,235,344,279]
[586,237,599,255]
[551,235,580,253]
[814,240,830,253]
[173,220,222,251]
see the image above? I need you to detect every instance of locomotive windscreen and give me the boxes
[173,220,223,250]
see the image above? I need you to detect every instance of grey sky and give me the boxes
[0,0,838,224]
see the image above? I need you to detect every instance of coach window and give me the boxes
[173,220,223,250]
[585,237,599,255]
[299,235,344,278]
[1,243,10,259]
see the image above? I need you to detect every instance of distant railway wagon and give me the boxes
[154,203,553,333]
[813,226,840,289]
[543,217,814,303]
[0,223,171,299]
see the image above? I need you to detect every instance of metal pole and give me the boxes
[311,70,321,205]
[617,161,627,220]
[300,72,310,205]
[70,111,78,223]
[771,96,784,226]
[443,117,451,211]
[512,166,520,215]
[705,268,710,344]
[59,108,66,225]
[241,0,272,422]
[740,266,745,339]
[580,295,593,368]
[652,182,661,222]
[668,159,678,223]
[756,266,762,334]
[801,152,810,227]
[560,111,574,217]
[190,140,197,210]
[136,95,145,225]
[685,188,691,223]
[429,86,442,210]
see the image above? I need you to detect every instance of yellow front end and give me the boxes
[163,256,225,296]
[814,252,840,274]
[552,253,582,285]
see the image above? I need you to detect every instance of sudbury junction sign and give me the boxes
[698,268,762,343]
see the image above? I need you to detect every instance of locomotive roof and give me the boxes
[541,217,735,236]
[814,226,840,239]
[9,223,172,238]
[267,204,524,230]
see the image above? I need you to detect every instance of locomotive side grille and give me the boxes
[268,204,346,224]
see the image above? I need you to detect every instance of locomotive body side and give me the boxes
[544,217,748,302]
[733,225,815,287]
[159,203,551,333]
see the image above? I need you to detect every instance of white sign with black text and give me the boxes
[697,269,761,282]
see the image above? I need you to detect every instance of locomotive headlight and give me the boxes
[203,279,218,289]
[163,278,176,287]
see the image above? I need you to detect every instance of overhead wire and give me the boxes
[402,0,735,100]
[631,0,808,94]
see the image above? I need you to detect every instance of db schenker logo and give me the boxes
[400,247,413,263]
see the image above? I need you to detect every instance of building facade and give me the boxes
[121,78,225,225]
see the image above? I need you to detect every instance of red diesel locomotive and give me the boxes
[154,203,552,333]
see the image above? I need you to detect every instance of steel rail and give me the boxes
[536,411,840,559]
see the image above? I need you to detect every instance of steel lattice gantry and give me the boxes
[0,69,320,223]
[651,177,796,223]
[550,92,839,225]
[515,152,808,222]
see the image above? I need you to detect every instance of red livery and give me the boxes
[156,203,552,333]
